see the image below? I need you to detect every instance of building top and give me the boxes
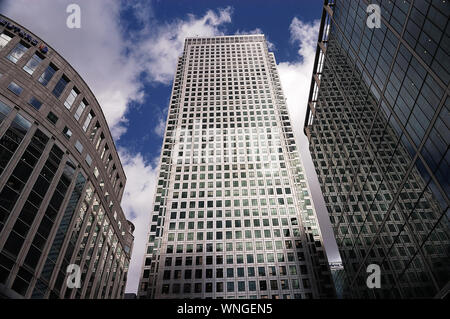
[0,14,127,186]
[0,14,133,237]
[184,34,267,45]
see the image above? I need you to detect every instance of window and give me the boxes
[0,100,12,124]
[83,111,94,131]
[93,167,99,178]
[7,42,28,63]
[23,53,43,75]
[89,121,100,141]
[28,97,42,110]
[64,87,78,109]
[75,140,84,153]
[52,75,69,98]
[95,133,105,150]
[62,126,72,139]
[85,154,93,166]
[100,144,109,160]
[74,99,87,120]
[7,81,23,95]
[38,63,58,86]
[46,111,58,124]
[0,32,12,49]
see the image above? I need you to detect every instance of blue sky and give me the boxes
[117,0,323,162]
[2,0,339,293]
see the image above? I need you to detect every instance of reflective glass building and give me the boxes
[0,15,134,299]
[304,0,449,298]
[138,35,335,299]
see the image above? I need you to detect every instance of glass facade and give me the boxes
[52,75,69,98]
[304,0,449,298]
[23,53,43,75]
[138,35,335,299]
[7,42,28,64]
[0,33,12,50]
[7,81,22,96]
[38,63,57,86]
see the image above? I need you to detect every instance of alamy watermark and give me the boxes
[66,4,81,29]
[366,264,381,289]
[66,264,81,289]
[366,4,381,29]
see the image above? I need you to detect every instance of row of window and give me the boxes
[166,209,307,219]
[167,218,300,228]
[189,43,263,49]
[187,63,265,68]
[161,265,304,279]
[162,239,304,252]
[168,198,297,209]
[164,227,303,241]
[185,71,265,77]
[183,88,270,93]
[184,77,269,83]
[160,278,307,295]
[187,37,264,45]
[171,189,293,199]
[188,54,265,60]
[162,246,304,259]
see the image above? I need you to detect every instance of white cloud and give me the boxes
[278,17,320,145]
[3,1,233,138]
[152,106,168,138]
[118,149,159,294]
[3,0,144,139]
[135,6,232,84]
[153,116,166,138]
[235,27,276,50]
[278,17,341,262]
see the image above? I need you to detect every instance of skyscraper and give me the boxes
[304,0,449,298]
[0,15,134,299]
[138,34,334,299]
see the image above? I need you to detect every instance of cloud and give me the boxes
[135,6,233,84]
[118,149,159,294]
[277,17,341,262]
[3,0,145,139]
[3,1,233,138]
[154,116,166,138]
[277,17,320,144]
[235,27,276,50]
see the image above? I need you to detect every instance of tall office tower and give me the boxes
[304,0,449,298]
[138,35,335,299]
[0,15,134,299]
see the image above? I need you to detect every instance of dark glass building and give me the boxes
[0,15,134,299]
[304,0,449,298]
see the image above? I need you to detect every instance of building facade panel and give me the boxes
[0,15,134,299]
[304,0,449,298]
[138,35,335,299]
